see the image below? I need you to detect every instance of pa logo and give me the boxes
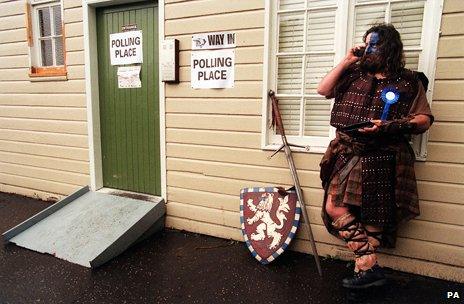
[446,291,460,299]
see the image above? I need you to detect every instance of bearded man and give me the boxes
[317,23,433,289]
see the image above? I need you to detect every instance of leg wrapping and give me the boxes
[332,213,380,271]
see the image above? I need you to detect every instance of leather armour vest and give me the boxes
[330,65,420,129]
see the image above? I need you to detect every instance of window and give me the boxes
[27,0,66,77]
[264,0,443,159]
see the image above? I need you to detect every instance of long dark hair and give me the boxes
[363,23,405,76]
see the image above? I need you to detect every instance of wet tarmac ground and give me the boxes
[0,192,463,304]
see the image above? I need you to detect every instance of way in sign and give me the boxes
[207,33,235,46]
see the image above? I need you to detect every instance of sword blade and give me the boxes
[283,144,323,276]
[269,90,323,276]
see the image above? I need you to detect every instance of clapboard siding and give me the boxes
[429,122,464,143]
[435,59,464,79]
[0,106,87,120]
[0,162,89,186]
[165,98,262,114]
[0,1,88,199]
[0,68,31,81]
[0,41,28,56]
[64,0,83,10]
[427,142,464,163]
[0,14,25,31]
[0,129,88,148]
[166,81,262,98]
[165,0,264,20]
[167,200,464,254]
[0,117,87,134]
[63,7,83,24]
[166,114,261,132]
[166,206,464,269]
[65,22,84,38]
[0,28,27,44]
[431,102,464,122]
[164,0,464,282]
[0,1,23,18]
[437,36,464,58]
[0,139,89,162]
[167,185,464,226]
[166,143,321,169]
[165,10,264,35]
[0,173,82,196]
[166,157,464,204]
[0,150,89,174]
[166,129,262,149]
[67,50,85,66]
[0,55,28,68]
[433,80,464,100]
[0,93,86,107]
[66,36,84,52]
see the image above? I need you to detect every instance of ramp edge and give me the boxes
[2,186,90,244]
[90,199,166,268]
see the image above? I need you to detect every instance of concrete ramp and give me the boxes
[2,186,165,268]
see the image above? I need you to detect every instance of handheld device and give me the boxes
[341,120,374,132]
[353,46,366,57]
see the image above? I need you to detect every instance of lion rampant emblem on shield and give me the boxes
[246,193,290,249]
[240,187,301,264]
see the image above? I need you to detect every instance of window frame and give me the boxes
[27,0,67,78]
[262,0,443,159]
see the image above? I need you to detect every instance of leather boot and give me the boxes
[342,264,387,289]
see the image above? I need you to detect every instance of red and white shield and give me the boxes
[240,187,301,264]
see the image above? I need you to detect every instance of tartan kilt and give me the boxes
[321,134,420,248]
[328,159,362,207]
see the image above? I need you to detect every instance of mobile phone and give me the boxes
[353,46,366,57]
[341,120,374,132]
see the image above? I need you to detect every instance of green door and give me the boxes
[97,2,160,195]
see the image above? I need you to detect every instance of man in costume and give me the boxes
[317,23,433,289]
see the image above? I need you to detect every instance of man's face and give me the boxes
[360,32,384,73]
[365,32,380,54]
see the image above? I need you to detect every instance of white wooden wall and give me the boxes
[0,0,88,201]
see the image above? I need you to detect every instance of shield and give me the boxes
[240,187,301,264]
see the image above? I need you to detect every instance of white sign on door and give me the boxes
[191,49,234,89]
[192,31,235,50]
[117,66,141,89]
[110,30,143,65]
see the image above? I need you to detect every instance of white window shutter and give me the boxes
[276,1,337,138]
[391,1,425,70]
[390,1,428,159]
[304,9,336,137]
[277,12,304,135]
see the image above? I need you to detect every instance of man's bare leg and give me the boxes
[325,195,386,288]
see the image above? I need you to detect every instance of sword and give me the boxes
[268,90,323,276]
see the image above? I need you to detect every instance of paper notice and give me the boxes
[117,66,141,89]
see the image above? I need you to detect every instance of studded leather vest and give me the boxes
[330,64,420,129]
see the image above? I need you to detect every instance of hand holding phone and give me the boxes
[353,46,366,57]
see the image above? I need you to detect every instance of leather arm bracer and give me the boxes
[378,116,417,135]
